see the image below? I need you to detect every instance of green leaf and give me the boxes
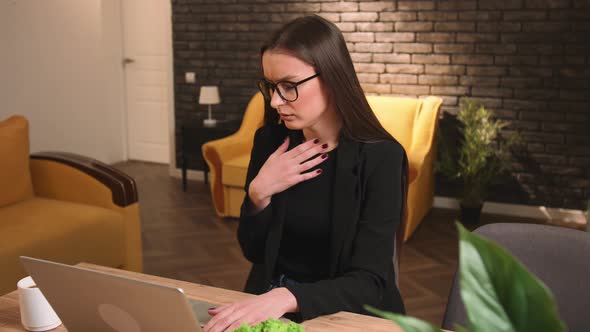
[363,305,443,332]
[454,325,470,332]
[457,222,566,332]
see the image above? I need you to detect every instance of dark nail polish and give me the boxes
[321,143,328,149]
[316,169,323,174]
[321,153,328,159]
[313,138,320,144]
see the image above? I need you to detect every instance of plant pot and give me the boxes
[459,203,483,225]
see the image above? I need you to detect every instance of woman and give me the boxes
[205,15,407,332]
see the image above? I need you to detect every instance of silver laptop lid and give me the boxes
[20,256,202,332]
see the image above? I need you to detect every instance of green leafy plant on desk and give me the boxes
[234,318,303,332]
[366,223,566,332]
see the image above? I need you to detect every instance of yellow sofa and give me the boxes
[202,93,442,240]
[0,115,143,295]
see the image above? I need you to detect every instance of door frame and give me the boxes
[118,0,176,166]
[163,1,177,172]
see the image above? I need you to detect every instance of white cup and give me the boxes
[17,276,62,331]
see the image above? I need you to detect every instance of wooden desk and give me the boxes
[0,263,402,332]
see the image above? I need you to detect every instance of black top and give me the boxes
[276,145,337,282]
[238,124,407,321]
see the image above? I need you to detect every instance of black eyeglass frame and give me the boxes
[257,72,321,102]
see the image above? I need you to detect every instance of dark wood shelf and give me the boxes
[180,119,240,191]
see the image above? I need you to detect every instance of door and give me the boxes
[122,0,172,163]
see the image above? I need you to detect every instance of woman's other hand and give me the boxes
[248,137,329,212]
[203,287,298,332]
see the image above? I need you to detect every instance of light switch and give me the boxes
[185,72,196,84]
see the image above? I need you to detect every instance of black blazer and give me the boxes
[237,124,406,321]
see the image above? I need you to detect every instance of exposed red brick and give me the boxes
[172,0,590,209]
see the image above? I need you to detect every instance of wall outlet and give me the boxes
[185,72,196,84]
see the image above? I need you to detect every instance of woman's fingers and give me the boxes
[204,305,237,332]
[215,308,273,332]
[280,140,329,187]
[206,305,259,332]
[283,137,320,159]
[298,152,329,174]
[293,142,329,164]
[204,291,291,332]
[254,137,329,197]
[273,136,328,166]
[207,303,230,315]
[216,313,261,332]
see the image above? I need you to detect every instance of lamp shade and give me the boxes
[199,86,220,105]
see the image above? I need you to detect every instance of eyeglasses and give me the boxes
[256,73,320,102]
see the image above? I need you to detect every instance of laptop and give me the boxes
[20,256,216,332]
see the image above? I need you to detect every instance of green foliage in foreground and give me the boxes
[233,318,304,332]
[366,222,566,332]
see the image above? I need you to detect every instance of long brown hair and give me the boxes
[261,15,393,143]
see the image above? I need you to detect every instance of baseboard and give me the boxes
[169,168,205,181]
[434,196,587,229]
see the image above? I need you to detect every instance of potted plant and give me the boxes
[365,222,566,332]
[437,99,521,224]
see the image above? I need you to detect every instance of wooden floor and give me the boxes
[113,161,551,327]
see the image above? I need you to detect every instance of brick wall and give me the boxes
[172,0,590,209]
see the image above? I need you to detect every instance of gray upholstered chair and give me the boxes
[442,223,590,332]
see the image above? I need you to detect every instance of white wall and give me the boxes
[0,0,127,164]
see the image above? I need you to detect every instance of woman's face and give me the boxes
[262,49,335,131]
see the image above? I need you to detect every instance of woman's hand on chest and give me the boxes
[248,136,329,213]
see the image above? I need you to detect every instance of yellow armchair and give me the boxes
[202,92,265,217]
[0,115,142,295]
[368,96,442,241]
[202,93,442,241]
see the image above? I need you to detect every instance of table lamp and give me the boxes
[199,86,220,126]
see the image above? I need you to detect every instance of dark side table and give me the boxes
[180,120,240,191]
